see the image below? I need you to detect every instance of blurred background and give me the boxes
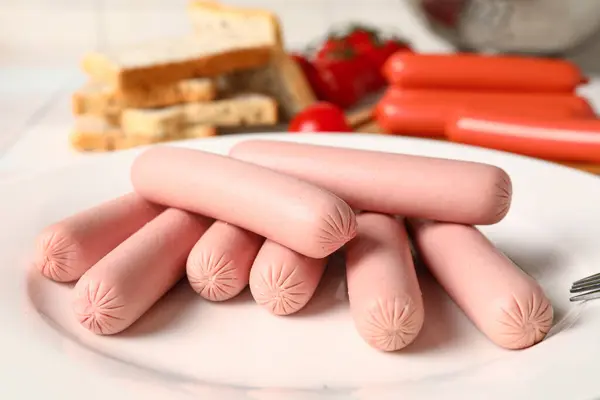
[3,0,600,175]
[0,0,441,166]
[1,0,442,63]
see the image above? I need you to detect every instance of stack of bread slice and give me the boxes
[70,0,316,152]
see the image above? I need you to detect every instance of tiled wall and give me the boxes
[0,0,446,64]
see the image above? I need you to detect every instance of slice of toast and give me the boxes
[217,50,316,120]
[70,116,216,152]
[72,78,216,123]
[188,0,283,48]
[120,94,278,137]
[185,93,278,126]
[70,117,122,152]
[121,107,183,139]
[74,51,314,122]
[81,35,274,89]
[185,1,313,118]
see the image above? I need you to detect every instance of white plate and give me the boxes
[2,133,600,400]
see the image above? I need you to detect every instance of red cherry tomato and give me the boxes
[314,58,363,108]
[314,43,373,108]
[306,25,410,103]
[344,27,412,91]
[349,53,379,97]
[346,28,378,54]
[315,37,348,62]
[344,27,385,91]
[292,52,364,107]
[289,102,352,133]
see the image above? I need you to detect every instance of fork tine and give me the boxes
[570,287,600,302]
[572,272,600,286]
[572,276,600,289]
[570,281,600,293]
[571,280,600,291]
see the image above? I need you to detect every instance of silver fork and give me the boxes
[570,273,600,302]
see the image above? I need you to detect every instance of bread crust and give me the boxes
[82,46,273,89]
[120,94,278,137]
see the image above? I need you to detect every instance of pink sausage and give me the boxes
[229,140,512,225]
[249,239,327,315]
[408,219,554,350]
[34,192,163,282]
[345,213,424,352]
[130,146,357,259]
[187,221,264,301]
[73,208,212,335]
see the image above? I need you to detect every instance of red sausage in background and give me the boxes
[375,88,595,136]
[385,87,595,116]
[447,111,600,163]
[383,53,586,93]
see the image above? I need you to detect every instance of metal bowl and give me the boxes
[415,0,600,54]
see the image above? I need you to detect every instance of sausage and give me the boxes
[376,99,581,137]
[385,87,595,116]
[130,146,357,259]
[408,219,554,350]
[383,53,586,92]
[229,140,512,225]
[345,213,424,352]
[34,192,163,282]
[376,95,588,137]
[376,88,594,136]
[73,208,212,335]
[249,239,326,315]
[447,111,600,163]
[187,221,264,301]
